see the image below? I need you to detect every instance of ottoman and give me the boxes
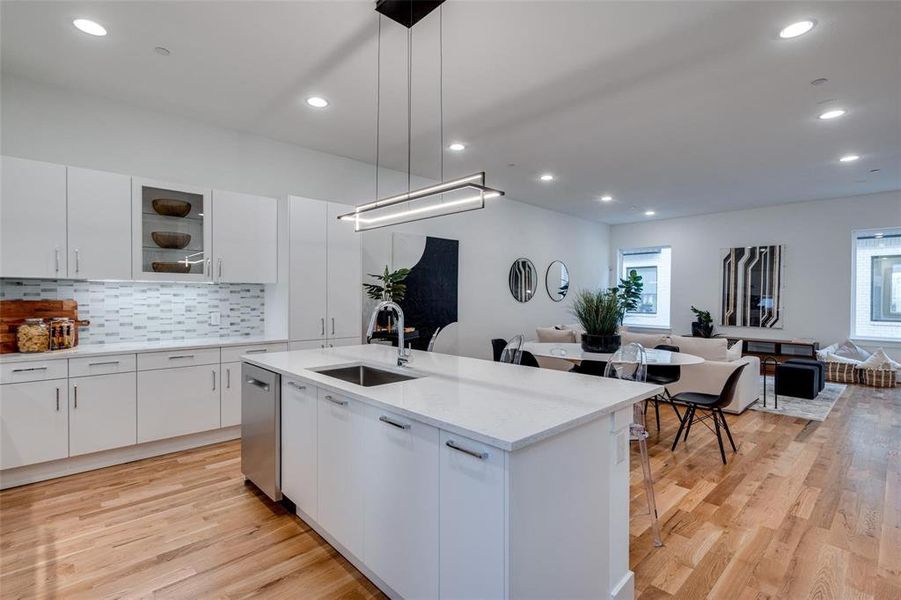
[784,358,826,392]
[775,362,821,400]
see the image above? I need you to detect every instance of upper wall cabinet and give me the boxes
[67,167,132,280]
[1,156,68,278]
[212,190,278,284]
[132,177,212,282]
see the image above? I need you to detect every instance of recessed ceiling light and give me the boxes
[306,96,329,109]
[874,232,884,238]
[600,195,613,202]
[539,174,554,182]
[819,109,846,120]
[448,142,465,152]
[644,210,656,216]
[839,154,860,162]
[779,20,815,39]
[73,18,107,36]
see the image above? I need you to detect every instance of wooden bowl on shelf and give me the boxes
[151,261,191,274]
[152,198,192,218]
[151,231,192,249]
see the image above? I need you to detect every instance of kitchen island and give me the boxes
[244,344,662,600]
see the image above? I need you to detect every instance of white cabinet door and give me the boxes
[316,389,364,557]
[212,190,278,284]
[440,430,506,600]
[137,365,220,442]
[281,379,318,519]
[69,373,137,456]
[289,197,328,342]
[0,380,68,469]
[326,202,361,340]
[0,156,67,278]
[362,405,439,599]
[67,167,132,280]
[220,362,241,427]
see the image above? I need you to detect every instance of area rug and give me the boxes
[750,376,847,421]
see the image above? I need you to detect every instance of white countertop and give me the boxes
[245,344,662,451]
[0,336,288,364]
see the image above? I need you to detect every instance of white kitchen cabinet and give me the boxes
[316,388,365,557]
[67,167,132,280]
[132,177,212,281]
[362,405,440,599]
[281,379,318,519]
[0,379,68,470]
[220,362,241,427]
[69,372,137,456]
[326,202,362,340]
[212,190,278,284]
[0,156,67,278]
[439,430,506,600]
[289,197,361,345]
[137,365,220,442]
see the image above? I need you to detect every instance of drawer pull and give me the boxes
[379,415,410,430]
[287,381,307,391]
[168,354,195,360]
[245,377,270,392]
[446,439,489,460]
[245,349,268,354]
[74,384,78,409]
[324,394,347,406]
[12,366,48,373]
[212,370,216,391]
[226,368,230,389]
[321,318,325,336]
[56,387,60,411]
[88,360,120,367]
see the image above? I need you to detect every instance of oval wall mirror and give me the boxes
[508,258,538,303]
[545,261,570,302]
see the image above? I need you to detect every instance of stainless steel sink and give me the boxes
[315,365,419,387]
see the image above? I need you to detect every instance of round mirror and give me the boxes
[508,258,538,303]
[545,261,570,302]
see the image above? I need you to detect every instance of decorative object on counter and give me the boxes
[151,198,192,217]
[16,318,50,353]
[364,265,411,331]
[545,260,570,302]
[151,231,192,249]
[571,270,643,353]
[690,305,714,337]
[721,244,784,328]
[509,258,538,303]
[151,261,192,274]
[0,299,83,353]
[49,317,78,350]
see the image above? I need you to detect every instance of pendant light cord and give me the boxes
[440,6,444,183]
[375,15,382,200]
[407,25,412,195]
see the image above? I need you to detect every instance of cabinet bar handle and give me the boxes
[168,354,195,360]
[331,318,335,335]
[379,415,410,430]
[446,439,489,460]
[56,387,60,411]
[88,360,120,367]
[324,394,347,406]
[75,249,80,273]
[212,370,216,391]
[12,366,48,373]
[245,349,268,354]
[287,381,306,390]
[321,318,325,336]
[55,248,60,272]
[245,377,270,391]
[217,258,222,279]
[74,384,78,409]
[226,368,230,389]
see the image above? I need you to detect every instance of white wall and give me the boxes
[609,191,901,351]
[2,75,609,358]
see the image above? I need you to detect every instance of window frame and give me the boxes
[618,246,672,330]
[851,227,901,343]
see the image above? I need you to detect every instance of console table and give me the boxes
[723,337,819,374]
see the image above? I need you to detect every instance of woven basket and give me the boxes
[825,361,857,384]
[857,367,898,388]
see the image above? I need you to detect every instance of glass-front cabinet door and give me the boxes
[132,178,212,281]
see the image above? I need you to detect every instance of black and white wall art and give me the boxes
[720,245,784,328]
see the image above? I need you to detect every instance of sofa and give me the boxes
[537,325,760,414]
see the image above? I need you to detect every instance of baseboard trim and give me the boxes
[0,426,241,490]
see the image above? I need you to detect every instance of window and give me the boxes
[620,246,671,329]
[853,229,901,340]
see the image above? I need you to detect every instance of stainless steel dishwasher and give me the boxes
[241,362,281,501]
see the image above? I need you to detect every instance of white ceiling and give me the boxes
[2,1,899,223]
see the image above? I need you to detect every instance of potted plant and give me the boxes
[571,270,643,353]
[363,266,411,330]
[690,306,714,338]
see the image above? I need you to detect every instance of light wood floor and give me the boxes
[1,383,898,599]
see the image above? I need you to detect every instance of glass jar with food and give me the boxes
[17,318,50,353]
[50,318,75,350]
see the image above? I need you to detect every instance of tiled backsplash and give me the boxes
[0,279,265,344]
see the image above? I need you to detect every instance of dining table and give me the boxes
[522,342,705,366]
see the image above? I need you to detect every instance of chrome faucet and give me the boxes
[366,300,411,367]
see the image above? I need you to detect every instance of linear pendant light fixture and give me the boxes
[338,1,504,232]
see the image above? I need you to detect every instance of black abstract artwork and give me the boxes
[721,245,783,328]
[396,235,459,350]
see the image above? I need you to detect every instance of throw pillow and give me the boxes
[536,327,575,343]
[670,335,728,361]
[824,352,862,365]
[816,343,839,361]
[858,348,901,370]
[621,330,671,349]
[727,340,743,362]
[833,340,872,362]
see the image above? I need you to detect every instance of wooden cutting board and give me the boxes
[0,300,80,354]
